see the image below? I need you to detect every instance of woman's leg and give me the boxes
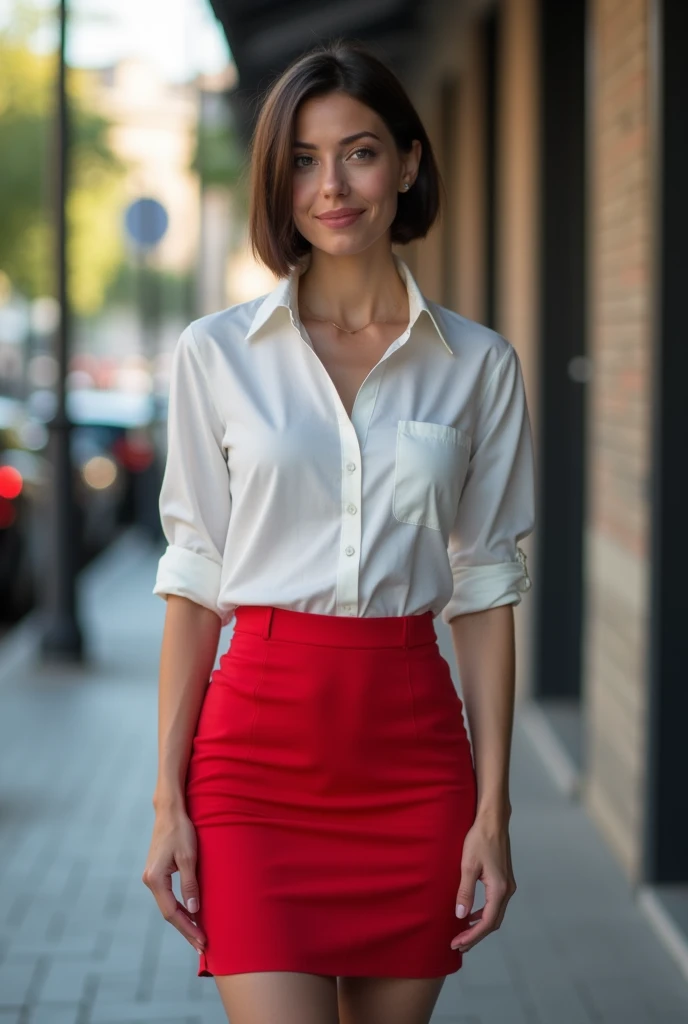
[214,971,340,1024]
[337,975,447,1024]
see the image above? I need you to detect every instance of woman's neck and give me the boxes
[297,243,409,328]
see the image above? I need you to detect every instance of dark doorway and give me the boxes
[532,0,587,769]
[644,0,688,895]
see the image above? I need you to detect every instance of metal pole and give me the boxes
[41,0,84,661]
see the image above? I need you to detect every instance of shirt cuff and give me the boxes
[440,550,531,623]
[152,544,223,618]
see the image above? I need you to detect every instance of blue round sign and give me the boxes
[124,198,169,248]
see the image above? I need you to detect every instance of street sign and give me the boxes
[124,198,169,249]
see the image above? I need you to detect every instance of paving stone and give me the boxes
[39,962,96,1003]
[90,1004,212,1023]
[438,982,533,1024]
[432,1017,481,1024]
[0,956,44,1006]
[28,1005,81,1024]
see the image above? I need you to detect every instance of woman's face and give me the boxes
[291,91,421,258]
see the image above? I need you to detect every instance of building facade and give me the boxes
[399,0,688,947]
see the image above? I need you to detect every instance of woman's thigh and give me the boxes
[214,971,340,1024]
[337,975,447,1024]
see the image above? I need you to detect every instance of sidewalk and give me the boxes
[1,528,687,1024]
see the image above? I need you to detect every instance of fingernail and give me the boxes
[187,898,199,914]
[456,904,467,918]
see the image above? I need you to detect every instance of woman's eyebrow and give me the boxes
[293,131,382,150]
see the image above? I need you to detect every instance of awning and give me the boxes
[208,0,429,139]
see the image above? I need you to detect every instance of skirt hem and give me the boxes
[197,952,464,979]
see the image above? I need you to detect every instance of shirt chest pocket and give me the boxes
[392,420,471,534]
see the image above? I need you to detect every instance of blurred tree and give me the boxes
[0,6,129,315]
[190,100,249,223]
[104,261,193,315]
[191,120,246,190]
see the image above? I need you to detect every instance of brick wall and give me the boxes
[454,20,487,324]
[583,0,652,881]
[495,0,539,699]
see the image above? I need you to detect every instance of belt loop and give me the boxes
[262,606,274,640]
[402,616,409,648]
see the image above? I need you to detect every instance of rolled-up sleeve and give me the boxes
[152,324,232,622]
[440,342,535,623]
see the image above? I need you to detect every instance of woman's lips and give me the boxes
[316,210,364,229]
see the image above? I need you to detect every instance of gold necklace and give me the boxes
[300,303,403,335]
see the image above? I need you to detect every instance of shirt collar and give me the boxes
[245,253,454,356]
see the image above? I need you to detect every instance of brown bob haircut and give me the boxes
[248,38,444,279]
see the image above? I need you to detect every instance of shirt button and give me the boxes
[346,461,356,472]
[347,503,357,514]
[345,545,355,556]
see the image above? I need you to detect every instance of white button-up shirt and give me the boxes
[152,253,535,626]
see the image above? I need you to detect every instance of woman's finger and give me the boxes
[455,865,478,924]
[168,900,207,952]
[145,869,207,951]
[177,852,201,918]
[451,879,509,950]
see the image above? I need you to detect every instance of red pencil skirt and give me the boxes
[185,605,478,979]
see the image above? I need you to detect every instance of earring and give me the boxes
[402,182,410,190]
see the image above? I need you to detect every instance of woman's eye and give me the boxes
[293,148,376,169]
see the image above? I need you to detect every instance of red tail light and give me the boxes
[111,436,155,472]
[0,466,22,500]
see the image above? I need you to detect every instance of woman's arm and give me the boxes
[448,603,517,953]
[440,344,534,954]
[142,595,221,956]
[153,595,221,812]
[449,604,515,823]
[144,324,233,955]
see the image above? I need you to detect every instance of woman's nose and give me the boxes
[319,159,349,197]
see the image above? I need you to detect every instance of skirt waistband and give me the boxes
[233,606,437,648]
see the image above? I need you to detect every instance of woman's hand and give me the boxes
[142,807,206,954]
[450,812,517,952]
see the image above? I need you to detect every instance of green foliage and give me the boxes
[103,260,195,324]
[191,118,246,189]
[0,31,129,314]
[190,116,250,223]
[0,7,250,320]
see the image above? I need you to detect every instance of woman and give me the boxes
[143,38,535,1024]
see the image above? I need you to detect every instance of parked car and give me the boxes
[0,396,49,620]
[0,389,165,623]
[66,388,163,553]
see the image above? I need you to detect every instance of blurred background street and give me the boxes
[1,0,688,1021]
